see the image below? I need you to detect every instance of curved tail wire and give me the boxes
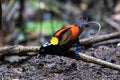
[77,17,101,35]
[84,21,101,35]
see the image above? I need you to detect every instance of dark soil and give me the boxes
[0,45,120,80]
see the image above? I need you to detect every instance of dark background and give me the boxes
[1,0,120,46]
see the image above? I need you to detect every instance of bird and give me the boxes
[39,20,101,59]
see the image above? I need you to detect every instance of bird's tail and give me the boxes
[78,17,101,35]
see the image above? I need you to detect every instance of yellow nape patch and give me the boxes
[50,37,59,45]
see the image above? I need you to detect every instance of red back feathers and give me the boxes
[50,24,82,46]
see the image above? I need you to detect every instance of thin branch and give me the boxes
[93,38,120,46]
[78,52,120,71]
[103,16,120,31]
[0,45,40,56]
[2,0,15,18]
[79,32,120,46]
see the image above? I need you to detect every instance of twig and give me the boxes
[78,52,120,71]
[93,38,120,46]
[103,16,120,31]
[3,0,15,19]
[0,45,40,56]
[79,32,120,46]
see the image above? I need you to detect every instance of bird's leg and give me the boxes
[74,44,79,58]
[76,38,84,52]
[74,39,84,60]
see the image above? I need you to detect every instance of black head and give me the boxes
[39,42,63,56]
[39,42,76,58]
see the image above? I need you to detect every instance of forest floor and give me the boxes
[0,44,120,80]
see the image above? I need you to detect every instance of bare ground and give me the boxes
[0,45,120,80]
